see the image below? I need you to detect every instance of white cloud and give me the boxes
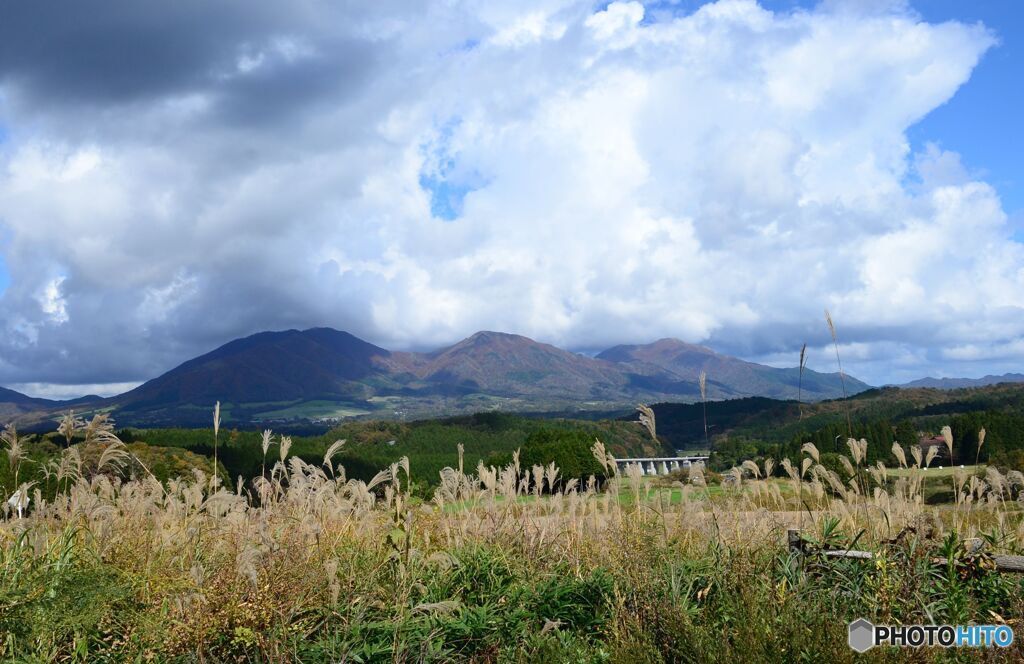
[38,277,68,324]
[9,382,141,400]
[943,339,1024,362]
[586,1,644,46]
[0,0,1019,390]
[491,11,567,47]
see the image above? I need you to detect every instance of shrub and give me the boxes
[518,428,606,487]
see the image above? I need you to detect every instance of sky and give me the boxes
[0,0,1022,399]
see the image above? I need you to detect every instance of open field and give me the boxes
[253,400,373,421]
[886,464,985,478]
[2,418,1024,662]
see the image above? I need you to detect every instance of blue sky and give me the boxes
[0,0,1022,395]
[777,1,1022,233]
[908,1,1023,236]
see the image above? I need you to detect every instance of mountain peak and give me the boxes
[0,385,37,405]
[647,338,716,354]
[118,327,392,409]
[596,338,716,364]
[432,331,540,357]
[900,373,1024,390]
[596,337,870,401]
[466,330,526,342]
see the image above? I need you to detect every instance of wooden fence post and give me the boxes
[787,528,802,555]
[784,528,1024,573]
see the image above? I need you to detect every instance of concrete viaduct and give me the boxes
[614,455,710,476]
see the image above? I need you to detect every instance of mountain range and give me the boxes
[898,373,1024,390]
[2,328,870,426]
[0,386,102,421]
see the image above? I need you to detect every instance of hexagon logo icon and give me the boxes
[848,618,875,653]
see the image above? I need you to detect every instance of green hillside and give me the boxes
[644,383,1024,471]
[110,412,668,491]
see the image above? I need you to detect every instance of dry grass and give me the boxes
[2,414,1023,661]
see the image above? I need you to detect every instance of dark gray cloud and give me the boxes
[0,0,427,142]
[0,1,284,103]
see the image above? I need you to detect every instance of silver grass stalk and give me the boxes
[544,462,559,494]
[260,429,274,479]
[698,370,709,448]
[322,439,347,475]
[97,440,129,475]
[801,442,820,464]
[58,410,83,447]
[846,438,865,466]
[797,343,807,420]
[637,404,657,442]
[213,401,222,488]
[891,442,907,469]
[2,424,24,495]
[825,309,852,437]
[941,425,954,464]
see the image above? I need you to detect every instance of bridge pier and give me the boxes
[611,456,711,477]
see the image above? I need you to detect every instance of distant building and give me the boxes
[918,435,951,461]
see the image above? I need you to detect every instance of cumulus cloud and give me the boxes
[0,0,1020,393]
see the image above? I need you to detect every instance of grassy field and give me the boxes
[2,421,1023,662]
[254,400,373,420]
[886,463,984,478]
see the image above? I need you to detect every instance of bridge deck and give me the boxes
[614,456,708,463]
[612,456,709,476]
